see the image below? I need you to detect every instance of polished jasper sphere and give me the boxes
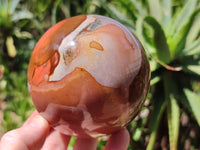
[28,15,150,138]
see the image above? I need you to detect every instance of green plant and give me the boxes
[0,0,34,58]
[100,0,200,149]
[0,0,39,133]
[0,70,34,132]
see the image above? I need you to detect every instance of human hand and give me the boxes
[0,111,130,150]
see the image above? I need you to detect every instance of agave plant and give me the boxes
[99,0,200,149]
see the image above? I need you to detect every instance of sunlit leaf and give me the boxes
[6,36,16,58]
[9,0,20,14]
[136,17,154,52]
[185,65,200,75]
[133,128,142,141]
[182,54,200,75]
[14,28,33,39]
[11,10,33,22]
[147,0,162,21]
[186,13,200,46]
[168,0,197,35]
[136,16,175,71]
[182,38,200,56]
[150,76,160,86]
[116,0,137,21]
[52,0,63,25]
[183,89,200,126]
[167,94,180,150]
[147,97,166,150]
[60,2,70,18]
[68,136,77,149]
[168,8,200,58]
[161,0,172,29]
[130,0,147,16]
[144,16,171,63]
[163,72,180,150]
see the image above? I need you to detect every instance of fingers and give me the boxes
[73,137,98,150]
[41,129,71,150]
[104,128,130,150]
[0,110,130,150]
[23,110,39,126]
[0,114,50,150]
[73,128,130,150]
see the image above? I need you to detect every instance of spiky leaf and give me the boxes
[167,94,180,150]
[147,97,166,150]
[144,16,171,64]
[183,89,200,126]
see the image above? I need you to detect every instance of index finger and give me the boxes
[23,110,40,126]
[0,114,50,150]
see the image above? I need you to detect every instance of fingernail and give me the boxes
[29,115,48,127]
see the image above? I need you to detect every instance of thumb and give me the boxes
[0,114,50,150]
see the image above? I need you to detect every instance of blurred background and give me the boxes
[0,0,200,149]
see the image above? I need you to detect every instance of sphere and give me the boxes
[28,15,150,138]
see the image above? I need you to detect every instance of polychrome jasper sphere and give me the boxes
[28,15,150,138]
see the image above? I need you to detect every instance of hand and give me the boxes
[0,111,130,150]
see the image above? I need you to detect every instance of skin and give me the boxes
[0,111,130,150]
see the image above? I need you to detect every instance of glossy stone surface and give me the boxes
[28,15,150,138]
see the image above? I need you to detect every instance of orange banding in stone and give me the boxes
[89,41,104,51]
[28,15,87,85]
[31,50,60,86]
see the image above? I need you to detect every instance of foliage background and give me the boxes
[0,0,200,149]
